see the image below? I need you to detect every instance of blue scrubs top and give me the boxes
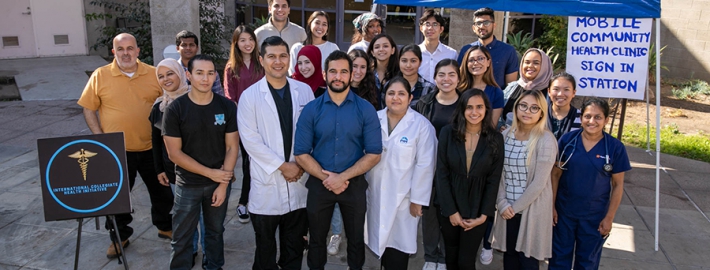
[556,130,631,221]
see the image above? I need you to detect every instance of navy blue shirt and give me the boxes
[457,37,519,89]
[294,90,382,173]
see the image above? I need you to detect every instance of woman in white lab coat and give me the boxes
[365,76,437,269]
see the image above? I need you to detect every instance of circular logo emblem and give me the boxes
[45,139,124,213]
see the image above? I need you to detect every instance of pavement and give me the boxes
[0,56,709,269]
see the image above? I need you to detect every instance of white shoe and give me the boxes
[327,234,341,255]
[480,248,493,265]
[422,262,437,270]
[437,263,447,270]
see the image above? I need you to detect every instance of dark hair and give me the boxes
[452,89,496,142]
[581,98,610,118]
[399,44,422,62]
[367,34,398,87]
[419,9,446,27]
[473,7,495,21]
[187,54,214,73]
[348,49,379,109]
[260,36,289,58]
[175,30,199,47]
[550,72,577,90]
[458,45,499,90]
[433,58,461,89]
[304,11,329,45]
[324,50,352,73]
[227,25,263,81]
[385,76,412,96]
[267,0,290,7]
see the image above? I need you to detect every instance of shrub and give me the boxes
[85,0,153,64]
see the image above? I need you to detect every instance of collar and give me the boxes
[323,88,356,104]
[178,58,189,70]
[109,58,146,77]
[266,18,292,30]
[479,36,499,49]
[420,41,443,54]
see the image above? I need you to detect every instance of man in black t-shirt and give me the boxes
[163,54,239,270]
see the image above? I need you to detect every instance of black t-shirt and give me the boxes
[431,100,457,138]
[162,94,238,186]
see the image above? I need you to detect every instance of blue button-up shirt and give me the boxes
[457,37,519,89]
[294,90,382,173]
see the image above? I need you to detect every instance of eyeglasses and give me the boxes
[517,103,541,114]
[474,20,493,27]
[421,22,441,28]
[467,56,488,64]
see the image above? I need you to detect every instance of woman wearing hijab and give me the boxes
[348,12,385,53]
[500,48,553,128]
[149,58,205,268]
[292,45,326,96]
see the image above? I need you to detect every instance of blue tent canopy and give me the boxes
[372,0,661,18]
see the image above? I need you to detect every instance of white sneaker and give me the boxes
[327,234,341,255]
[422,262,437,270]
[480,248,493,265]
[236,205,250,224]
[437,263,447,270]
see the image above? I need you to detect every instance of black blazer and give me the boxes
[436,124,504,219]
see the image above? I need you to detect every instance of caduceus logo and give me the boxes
[68,149,97,181]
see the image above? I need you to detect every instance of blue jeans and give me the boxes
[170,183,231,270]
[170,184,206,254]
[331,203,342,235]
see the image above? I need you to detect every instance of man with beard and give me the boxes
[238,36,314,269]
[456,7,519,89]
[78,33,174,258]
[255,0,306,48]
[294,50,382,270]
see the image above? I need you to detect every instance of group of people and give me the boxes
[77,1,631,269]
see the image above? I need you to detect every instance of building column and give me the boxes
[149,0,200,64]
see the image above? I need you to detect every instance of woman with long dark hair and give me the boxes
[288,11,339,76]
[224,25,264,225]
[458,45,504,126]
[349,49,380,110]
[398,44,435,106]
[367,34,398,106]
[436,89,504,269]
[414,58,461,270]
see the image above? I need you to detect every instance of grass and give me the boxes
[670,79,710,100]
[618,123,710,163]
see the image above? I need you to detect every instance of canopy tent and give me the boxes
[372,0,663,250]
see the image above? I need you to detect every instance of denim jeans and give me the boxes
[170,183,231,270]
[330,203,342,235]
[170,183,206,254]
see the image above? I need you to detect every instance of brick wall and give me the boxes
[660,0,710,81]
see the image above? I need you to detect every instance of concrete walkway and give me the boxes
[0,56,709,269]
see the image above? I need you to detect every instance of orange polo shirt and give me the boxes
[78,59,161,152]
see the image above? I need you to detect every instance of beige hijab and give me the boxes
[516,48,553,91]
[155,58,189,112]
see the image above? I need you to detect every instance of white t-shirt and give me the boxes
[289,41,341,76]
[347,40,370,53]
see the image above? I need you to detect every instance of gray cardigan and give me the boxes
[489,129,558,260]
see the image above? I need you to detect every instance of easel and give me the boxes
[73,216,129,270]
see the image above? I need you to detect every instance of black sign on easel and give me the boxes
[37,132,132,270]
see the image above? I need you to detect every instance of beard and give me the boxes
[328,79,350,93]
[478,31,492,40]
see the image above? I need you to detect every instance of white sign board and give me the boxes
[566,17,652,100]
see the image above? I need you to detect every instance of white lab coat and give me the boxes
[365,108,437,257]
[237,77,315,215]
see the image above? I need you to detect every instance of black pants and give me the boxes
[306,175,368,270]
[106,150,174,241]
[250,209,308,270]
[381,248,409,269]
[504,214,540,270]
[438,212,487,270]
[238,141,251,205]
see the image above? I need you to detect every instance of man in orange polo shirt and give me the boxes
[78,33,174,259]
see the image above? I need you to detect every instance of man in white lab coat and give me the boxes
[237,36,315,270]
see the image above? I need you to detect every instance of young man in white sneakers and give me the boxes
[238,36,313,269]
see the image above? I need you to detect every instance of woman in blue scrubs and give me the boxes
[549,98,631,270]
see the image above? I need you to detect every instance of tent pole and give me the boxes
[654,18,661,252]
[646,80,651,151]
[503,12,510,43]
